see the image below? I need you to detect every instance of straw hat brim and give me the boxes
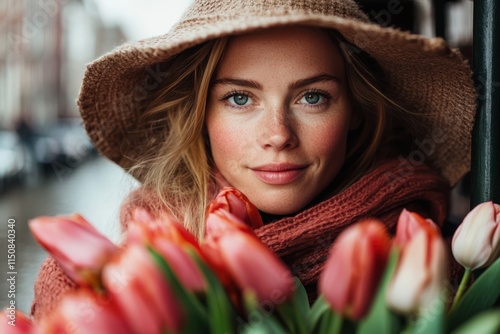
[78,10,476,186]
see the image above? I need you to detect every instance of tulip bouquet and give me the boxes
[313,203,500,334]
[2,188,500,334]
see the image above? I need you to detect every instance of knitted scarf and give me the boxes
[31,158,449,320]
[254,158,449,299]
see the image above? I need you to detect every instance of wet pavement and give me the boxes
[0,157,139,314]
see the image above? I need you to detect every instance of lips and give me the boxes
[251,163,308,185]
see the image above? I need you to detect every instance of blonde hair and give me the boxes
[134,30,418,239]
[132,38,228,239]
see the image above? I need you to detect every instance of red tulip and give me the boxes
[205,209,255,237]
[394,209,439,247]
[125,208,156,245]
[319,219,391,320]
[153,238,206,292]
[126,208,202,253]
[37,289,132,334]
[452,201,500,270]
[207,187,263,229]
[29,214,118,287]
[204,211,294,305]
[204,209,260,279]
[125,208,206,291]
[1,309,33,333]
[387,222,447,314]
[102,245,183,333]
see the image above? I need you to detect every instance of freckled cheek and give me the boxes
[309,122,350,160]
[206,117,246,164]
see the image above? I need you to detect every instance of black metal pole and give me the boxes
[471,0,500,206]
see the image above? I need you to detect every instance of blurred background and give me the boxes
[0,0,473,314]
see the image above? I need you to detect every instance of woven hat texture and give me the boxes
[78,0,476,186]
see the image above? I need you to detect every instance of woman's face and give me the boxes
[206,26,356,215]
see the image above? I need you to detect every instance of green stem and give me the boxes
[332,314,344,334]
[451,269,472,310]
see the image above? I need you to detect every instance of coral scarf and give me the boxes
[31,158,448,319]
[254,159,449,299]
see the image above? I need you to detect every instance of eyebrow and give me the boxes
[212,78,262,89]
[212,73,341,90]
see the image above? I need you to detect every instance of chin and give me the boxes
[254,199,309,216]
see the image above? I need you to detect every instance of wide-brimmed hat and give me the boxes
[78,0,476,186]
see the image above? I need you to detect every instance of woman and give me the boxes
[32,0,476,319]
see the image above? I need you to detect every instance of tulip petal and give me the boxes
[387,228,447,314]
[452,202,500,270]
[319,220,390,320]
[205,211,254,239]
[387,231,431,313]
[153,238,206,292]
[217,232,294,305]
[419,236,447,309]
[102,246,183,333]
[1,309,33,333]
[394,209,439,246]
[44,289,133,334]
[207,187,263,229]
[126,210,203,256]
[29,216,118,286]
[352,223,391,319]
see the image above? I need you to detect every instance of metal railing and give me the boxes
[471,0,500,207]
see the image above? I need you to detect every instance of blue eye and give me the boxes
[228,94,250,106]
[300,92,326,105]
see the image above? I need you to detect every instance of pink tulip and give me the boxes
[1,309,33,333]
[37,289,132,334]
[126,208,203,253]
[125,208,206,291]
[102,245,183,334]
[319,220,391,320]
[207,187,263,229]
[204,209,260,278]
[205,207,256,239]
[452,201,500,270]
[387,223,447,314]
[394,209,439,246]
[29,214,118,287]
[153,238,206,292]
[125,208,156,245]
[204,211,294,305]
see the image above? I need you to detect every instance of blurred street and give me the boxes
[0,0,194,317]
[0,157,138,314]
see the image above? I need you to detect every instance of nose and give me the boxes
[257,106,298,151]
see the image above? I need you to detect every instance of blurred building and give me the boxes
[0,0,127,130]
[357,0,473,47]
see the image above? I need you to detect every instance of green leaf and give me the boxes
[316,309,345,334]
[276,302,296,332]
[292,277,310,318]
[451,309,500,334]
[448,257,500,331]
[357,249,401,334]
[406,291,447,334]
[308,295,330,333]
[241,313,289,334]
[276,277,309,334]
[190,251,236,334]
[147,247,208,334]
[241,291,292,334]
[317,308,335,334]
